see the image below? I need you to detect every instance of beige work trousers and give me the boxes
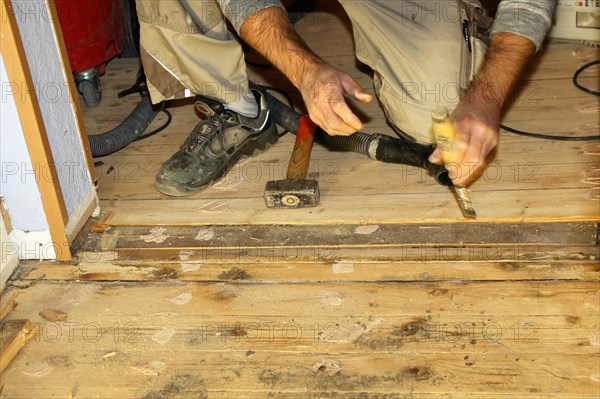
[136,0,487,144]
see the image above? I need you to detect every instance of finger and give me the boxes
[341,75,373,103]
[479,134,498,160]
[311,104,357,136]
[455,145,482,186]
[457,139,498,187]
[325,111,360,136]
[450,130,469,183]
[320,82,363,132]
[330,99,363,131]
[454,164,482,187]
[428,148,443,164]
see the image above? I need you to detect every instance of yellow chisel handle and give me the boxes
[431,106,477,218]
[431,106,459,165]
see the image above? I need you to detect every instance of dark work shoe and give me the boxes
[155,89,279,196]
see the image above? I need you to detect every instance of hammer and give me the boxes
[265,115,320,208]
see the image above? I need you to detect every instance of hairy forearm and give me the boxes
[240,6,371,135]
[240,7,321,89]
[433,32,537,186]
[468,32,536,109]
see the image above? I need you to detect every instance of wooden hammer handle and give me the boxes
[287,115,317,180]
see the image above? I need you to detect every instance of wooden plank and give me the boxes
[0,281,598,398]
[0,0,71,261]
[97,186,599,226]
[524,44,600,80]
[126,244,600,262]
[92,154,597,200]
[52,222,596,275]
[0,292,17,323]
[1,352,597,398]
[70,243,597,266]
[20,258,600,283]
[4,281,597,349]
[98,222,600,248]
[0,319,39,373]
[85,36,599,226]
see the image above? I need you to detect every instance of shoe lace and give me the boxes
[184,112,236,154]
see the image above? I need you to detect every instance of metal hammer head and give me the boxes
[264,180,320,208]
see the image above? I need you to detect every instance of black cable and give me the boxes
[135,106,172,141]
[500,123,597,141]
[502,58,600,141]
[573,59,600,96]
[573,60,600,96]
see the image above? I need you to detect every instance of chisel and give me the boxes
[431,106,477,219]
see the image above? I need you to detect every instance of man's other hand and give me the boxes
[428,94,500,186]
[429,31,536,187]
[299,62,373,136]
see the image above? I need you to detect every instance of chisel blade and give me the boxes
[454,186,477,218]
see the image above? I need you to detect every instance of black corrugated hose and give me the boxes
[87,80,450,187]
[260,85,452,187]
[88,94,159,157]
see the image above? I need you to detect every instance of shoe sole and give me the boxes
[156,125,280,197]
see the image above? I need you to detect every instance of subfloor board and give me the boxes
[97,187,599,226]
[19,258,600,284]
[0,281,598,398]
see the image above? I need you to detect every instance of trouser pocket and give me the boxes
[459,0,493,93]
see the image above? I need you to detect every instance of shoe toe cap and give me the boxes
[155,152,216,196]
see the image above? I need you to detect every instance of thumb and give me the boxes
[341,75,373,103]
[428,148,443,164]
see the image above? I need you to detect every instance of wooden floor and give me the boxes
[1,2,599,398]
[81,6,599,225]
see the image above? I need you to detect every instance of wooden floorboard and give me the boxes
[0,280,598,398]
[97,187,598,226]
[17,259,600,284]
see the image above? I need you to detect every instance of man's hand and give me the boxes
[298,61,372,136]
[240,7,372,136]
[429,32,536,186]
[429,89,501,186]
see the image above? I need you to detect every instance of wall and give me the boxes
[1,51,56,260]
[12,0,96,230]
[0,52,50,232]
[0,0,98,260]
